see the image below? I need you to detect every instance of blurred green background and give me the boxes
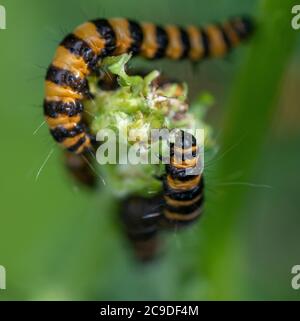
[0,0,299,300]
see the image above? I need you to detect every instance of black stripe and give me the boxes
[179,28,191,59]
[162,206,203,228]
[128,20,143,55]
[128,228,157,241]
[239,16,254,38]
[164,176,204,201]
[89,133,97,147]
[218,24,232,50]
[166,164,201,181]
[60,34,98,70]
[46,65,89,95]
[91,19,116,57]
[230,21,244,39]
[43,99,83,118]
[230,16,254,39]
[165,195,204,215]
[199,28,210,57]
[154,26,169,59]
[50,124,85,143]
[172,147,199,161]
[67,135,86,152]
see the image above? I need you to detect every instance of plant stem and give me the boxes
[200,0,297,299]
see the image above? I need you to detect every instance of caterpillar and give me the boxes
[44,16,254,154]
[120,195,163,262]
[61,70,195,261]
[119,131,204,261]
[64,151,97,188]
[161,131,204,228]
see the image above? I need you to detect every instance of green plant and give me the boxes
[199,0,297,299]
[85,54,214,197]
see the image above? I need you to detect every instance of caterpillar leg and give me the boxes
[160,130,204,229]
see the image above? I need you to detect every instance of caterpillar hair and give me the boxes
[44,16,254,153]
[64,150,97,188]
[161,130,204,228]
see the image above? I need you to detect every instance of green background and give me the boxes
[0,0,299,300]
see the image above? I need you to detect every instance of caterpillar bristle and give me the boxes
[44,16,254,153]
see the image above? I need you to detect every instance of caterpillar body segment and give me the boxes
[64,151,97,188]
[161,131,204,228]
[44,16,254,153]
[120,195,164,262]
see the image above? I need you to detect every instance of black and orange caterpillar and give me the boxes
[44,16,254,154]
[162,131,204,228]
[120,195,163,262]
[46,16,254,261]
[118,131,204,261]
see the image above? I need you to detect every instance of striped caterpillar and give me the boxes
[120,130,203,261]
[44,16,253,153]
[61,72,204,260]
[120,195,163,262]
[46,16,254,261]
[162,131,204,227]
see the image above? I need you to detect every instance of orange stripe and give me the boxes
[45,81,83,99]
[140,23,158,58]
[52,46,90,78]
[165,25,183,59]
[62,133,85,148]
[174,84,184,97]
[157,83,185,99]
[45,114,81,128]
[75,136,91,154]
[164,208,201,221]
[44,97,77,104]
[186,26,204,60]
[73,22,105,54]
[167,175,200,190]
[222,22,240,46]
[205,25,227,57]
[171,155,198,168]
[109,18,133,55]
